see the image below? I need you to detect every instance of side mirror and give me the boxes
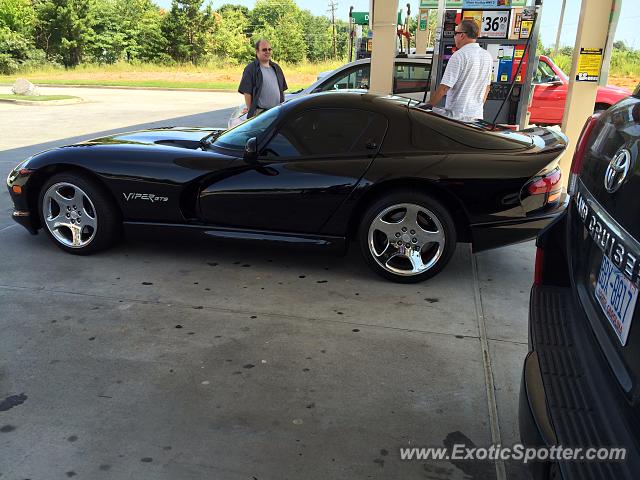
[549,75,563,85]
[244,137,258,164]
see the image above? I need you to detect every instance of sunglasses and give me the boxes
[261,48,272,52]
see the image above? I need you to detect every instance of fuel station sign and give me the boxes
[480,11,510,37]
[351,12,369,25]
[463,10,510,38]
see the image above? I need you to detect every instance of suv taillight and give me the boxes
[534,247,544,285]
[568,114,599,195]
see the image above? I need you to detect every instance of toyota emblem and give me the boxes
[604,149,631,193]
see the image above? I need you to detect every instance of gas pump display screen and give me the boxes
[462,10,510,39]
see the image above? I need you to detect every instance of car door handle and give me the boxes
[366,142,378,150]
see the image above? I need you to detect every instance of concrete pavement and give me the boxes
[0,87,534,480]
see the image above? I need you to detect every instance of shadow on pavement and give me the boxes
[0,107,235,167]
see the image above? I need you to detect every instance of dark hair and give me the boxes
[255,39,267,51]
[459,19,480,39]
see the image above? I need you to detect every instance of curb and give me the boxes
[0,83,237,93]
[0,97,84,106]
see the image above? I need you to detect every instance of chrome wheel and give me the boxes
[367,203,445,277]
[42,182,98,248]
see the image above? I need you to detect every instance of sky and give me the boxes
[154,0,639,49]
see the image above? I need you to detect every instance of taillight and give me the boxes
[534,247,544,285]
[528,168,561,195]
[568,114,599,194]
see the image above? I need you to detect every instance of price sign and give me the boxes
[480,10,510,38]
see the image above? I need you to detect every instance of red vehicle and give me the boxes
[529,55,631,125]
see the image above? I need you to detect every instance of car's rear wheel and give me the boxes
[359,192,457,283]
[39,172,120,254]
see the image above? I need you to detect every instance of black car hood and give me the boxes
[80,126,226,149]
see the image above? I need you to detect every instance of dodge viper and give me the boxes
[7,92,568,283]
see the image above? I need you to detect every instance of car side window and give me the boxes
[318,66,371,91]
[394,63,431,94]
[262,108,387,158]
[533,61,557,84]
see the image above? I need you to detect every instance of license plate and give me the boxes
[595,254,638,346]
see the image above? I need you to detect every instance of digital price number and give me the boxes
[481,11,509,38]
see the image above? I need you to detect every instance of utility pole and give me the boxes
[349,6,354,63]
[328,1,338,58]
[553,0,567,57]
[599,0,621,86]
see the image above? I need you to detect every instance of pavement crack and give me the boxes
[471,247,506,480]
[486,337,528,346]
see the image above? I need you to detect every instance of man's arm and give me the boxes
[428,84,450,107]
[483,84,490,103]
[238,63,254,114]
[428,51,459,107]
[242,93,252,114]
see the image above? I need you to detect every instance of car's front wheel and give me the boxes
[359,192,457,283]
[39,172,120,254]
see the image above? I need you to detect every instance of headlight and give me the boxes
[6,159,31,186]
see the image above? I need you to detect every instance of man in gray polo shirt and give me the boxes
[238,39,288,118]
[427,19,493,121]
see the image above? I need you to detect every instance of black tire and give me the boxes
[38,171,121,255]
[358,191,457,283]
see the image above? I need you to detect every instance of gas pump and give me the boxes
[426,0,542,128]
[351,6,417,61]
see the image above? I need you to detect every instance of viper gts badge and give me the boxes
[123,193,168,202]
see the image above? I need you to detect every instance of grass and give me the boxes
[0,59,345,92]
[4,56,635,91]
[551,53,639,90]
[0,94,78,101]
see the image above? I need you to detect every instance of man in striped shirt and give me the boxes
[427,19,493,121]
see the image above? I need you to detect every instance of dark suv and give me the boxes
[520,84,640,479]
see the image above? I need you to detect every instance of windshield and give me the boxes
[213,107,281,149]
[544,57,568,81]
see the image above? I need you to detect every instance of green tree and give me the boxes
[135,4,169,62]
[559,46,573,56]
[300,10,331,62]
[334,19,350,59]
[162,0,216,64]
[212,6,252,62]
[0,26,46,73]
[249,0,296,32]
[88,0,166,63]
[34,0,98,67]
[613,40,627,51]
[249,0,307,63]
[217,3,249,18]
[0,0,36,36]
[536,37,551,57]
[89,0,126,63]
[0,0,45,73]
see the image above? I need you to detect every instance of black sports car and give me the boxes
[7,92,568,283]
